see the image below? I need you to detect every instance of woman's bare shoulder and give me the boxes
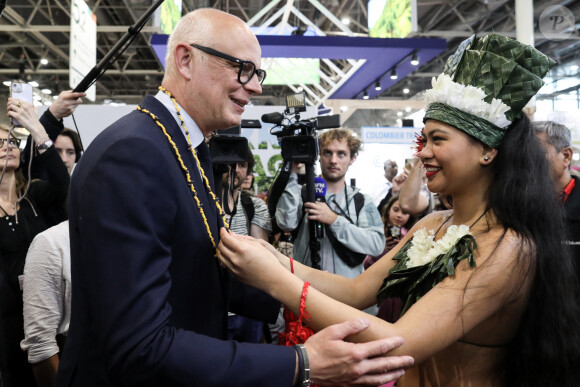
[475,226,530,263]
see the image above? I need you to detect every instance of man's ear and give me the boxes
[349,155,356,165]
[174,44,194,81]
[561,146,573,168]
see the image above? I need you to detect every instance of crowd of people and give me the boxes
[0,7,578,387]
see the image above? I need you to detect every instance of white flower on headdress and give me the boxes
[406,225,472,268]
[425,74,511,128]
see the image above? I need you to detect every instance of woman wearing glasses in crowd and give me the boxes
[0,98,70,386]
[218,34,580,385]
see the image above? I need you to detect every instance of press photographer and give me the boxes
[209,132,272,343]
[269,92,385,280]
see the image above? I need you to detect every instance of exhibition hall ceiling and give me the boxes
[0,0,578,127]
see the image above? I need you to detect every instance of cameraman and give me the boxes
[221,147,271,342]
[275,129,385,279]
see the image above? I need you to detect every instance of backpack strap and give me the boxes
[352,191,365,219]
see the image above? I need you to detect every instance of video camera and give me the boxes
[208,117,262,171]
[262,91,341,164]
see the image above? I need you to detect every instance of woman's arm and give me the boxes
[7,99,51,152]
[218,223,528,364]
[398,161,430,215]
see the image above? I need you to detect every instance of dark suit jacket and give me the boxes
[56,96,295,386]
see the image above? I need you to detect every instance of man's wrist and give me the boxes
[293,344,311,386]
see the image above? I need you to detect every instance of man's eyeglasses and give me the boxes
[190,44,266,85]
[0,138,21,149]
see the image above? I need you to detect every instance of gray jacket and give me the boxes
[276,174,385,279]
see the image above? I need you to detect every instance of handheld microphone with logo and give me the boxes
[313,176,327,238]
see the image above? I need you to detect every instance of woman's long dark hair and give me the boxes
[487,115,580,385]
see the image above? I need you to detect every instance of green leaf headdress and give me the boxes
[423,33,556,148]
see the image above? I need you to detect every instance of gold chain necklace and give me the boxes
[136,86,229,251]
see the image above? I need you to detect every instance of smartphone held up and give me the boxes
[10,82,34,127]
[388,225,401,239]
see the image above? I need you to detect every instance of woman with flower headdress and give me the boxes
[218,33,580,386]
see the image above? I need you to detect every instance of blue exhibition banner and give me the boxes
[361,127,419,144]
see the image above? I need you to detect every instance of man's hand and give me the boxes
[48,90,86,120]
[304,201,338,225]
[305,318,413,386]
[292,162,306,174]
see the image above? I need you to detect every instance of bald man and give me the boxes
[57,9,412,387]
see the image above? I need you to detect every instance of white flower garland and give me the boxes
[424,73,511,129]
[406,225,472,268]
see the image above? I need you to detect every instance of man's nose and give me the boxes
[244,73,262,95]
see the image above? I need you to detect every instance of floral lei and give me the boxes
[377,223,477,316]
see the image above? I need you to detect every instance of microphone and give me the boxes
[261,112,284,125]
[313,176,327,238]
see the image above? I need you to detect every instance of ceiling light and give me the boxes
[397,111,403,116]
[405,106,412,112]
[41,88,51,94]
[363,91,369,100]
[410,53,419,66]
[340,105,348,112]
[40,58,49,65]
[29,81,39,87]
[374,81,381,91]
[3,81,11,87]
[341,17,350,25]
[390,69,398,80]
[403,88,410,94]
[571,64,579,71]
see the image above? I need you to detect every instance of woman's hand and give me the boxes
[7,98,49,145]
[217,228,288,291]
[253,237,293,267]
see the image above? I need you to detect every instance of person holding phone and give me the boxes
[0,98,70,386]
[13,89,86,179]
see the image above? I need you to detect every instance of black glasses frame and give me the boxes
[0,138,21,149]
[190,44,266,85]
